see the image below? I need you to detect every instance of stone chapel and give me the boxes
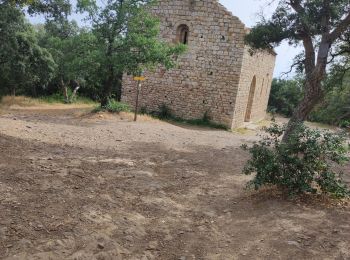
[122,0,276,128]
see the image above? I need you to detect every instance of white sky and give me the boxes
[219,0,300,77]
[28,0,301,78]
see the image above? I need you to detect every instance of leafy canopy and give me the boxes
[246,0,350,51]
[78,0,186,105]
[0,4,56,95]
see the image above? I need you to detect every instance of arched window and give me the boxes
[177,24,189,45]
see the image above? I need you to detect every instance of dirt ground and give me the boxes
[0,104,349,260]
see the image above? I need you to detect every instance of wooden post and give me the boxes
[134,80,141,121]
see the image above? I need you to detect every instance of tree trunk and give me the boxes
[101,67,114,107]
[32,85,37,97]
[115,72,123,102]
[69,80,80,103]
[60,78,69,103]
[282,79,323,142]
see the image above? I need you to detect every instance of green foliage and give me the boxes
[268,78,303,117]
[37,12,99,98]
[245,1,350,136]
[242,123,350,198]
[3,0,71,18]
[122,7,187,75]
[157,103,173,119]
[0,4,56,96]
[309,69,350,127]
[245,1,350,51]
[78,0,186,105]
[93,99,130,113]
[40,92,67,103]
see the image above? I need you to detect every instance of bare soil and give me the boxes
[0,104,349,260]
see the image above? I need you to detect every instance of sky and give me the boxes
[219,0,300,77]
[28,0,301,78]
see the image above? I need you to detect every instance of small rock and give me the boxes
[97,243,104,249]
[178,257,186,260]
[147,241,158,250]
[287,240,300,247]
[125,235,133,242]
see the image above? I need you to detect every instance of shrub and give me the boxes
[339,120,350,129]
[94,99,130,113]
[268,78,303,117]
[140,106,147,114]
[242,123,350,198]
[202,110,211,122]
[40,93,66,103]
[158,103,173,119]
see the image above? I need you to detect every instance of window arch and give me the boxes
[177,24,189,45]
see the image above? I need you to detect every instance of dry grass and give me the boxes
[0,96,95,110]
[232,127,255,135]
[0,96,43,107]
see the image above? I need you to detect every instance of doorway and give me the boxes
[245,76,257,122]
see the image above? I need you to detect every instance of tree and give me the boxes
[309,58,350,126]
[1,0,72,19]
[245,0,350,140]
[0,4,56,96]
[268,78,303,117]
[39,20,97,102]
[79,0,186,107]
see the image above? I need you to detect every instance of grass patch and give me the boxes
[1,96,41,107]
[0,95,96,107]
[232,127,253,135]
[93,99,131,113]
[149,104,229,130]
[40,93,95,105]
[168,117,229,130]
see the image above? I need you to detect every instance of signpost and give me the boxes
[133,75,146,122]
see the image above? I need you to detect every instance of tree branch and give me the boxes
[289,0,316,74]
[281,58,304,77]
[329,12,350,43]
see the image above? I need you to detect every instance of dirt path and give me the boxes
[0,106,349,260]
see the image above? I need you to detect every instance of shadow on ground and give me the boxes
[0,134,349,260]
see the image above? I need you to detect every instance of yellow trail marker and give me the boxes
[133,76,146,81]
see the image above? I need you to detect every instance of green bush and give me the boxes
[40,93,66,103]
[94,99,130,113]
[242,123,350,198]
[340,120,350,128]
[309,81,350,127]
[268,78,303,117]
[158,103,173,119]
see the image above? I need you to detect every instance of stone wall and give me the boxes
[232,46,276,128]
[122,0,246,127]
[121,0,276,128]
